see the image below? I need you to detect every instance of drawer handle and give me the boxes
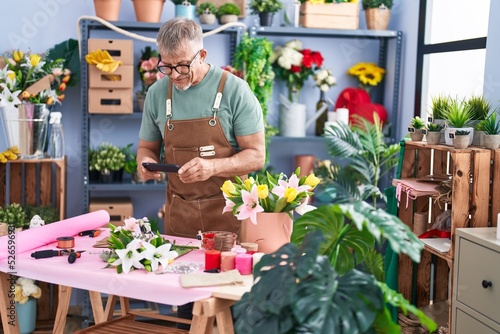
[481,280,492,289]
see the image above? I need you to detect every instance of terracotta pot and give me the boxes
[453,134,470,149]
[410,129,424,141]
[132,0,165,22]
[365,7,391,30]
[483,134,500,149]
[425,131,441,145]
[241,212,293,254]
[219,14,238,24]
[94,0,121,21]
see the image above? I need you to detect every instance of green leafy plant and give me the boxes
[362,0,393,9]
[122,143,138,175]
[234,204,437,333]
[409,116,425,129]
[0,203,27,228]
[249,0,284,14]
[464,95,491,121]
[321,114,400,206]
[91,142,126,174]
[196,2,217,15]
[217,3,240,16]
[455,129,470,136]
[426,122,442,132]
[24,205,60,225]
[232,34,277,166]
[429,94,452,120]
[482,110,500,135]
[444,99,473,128]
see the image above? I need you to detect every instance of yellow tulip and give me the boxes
[9,146,20,154]
[305,174,320,189]
[30,54,41,67]
[257,185,268,199]
[244,177,255,191]
[13,50,23,62]
[0,153,6,163]
[7,72,15,81]
[220,180,235,197]
[284,188,298,202]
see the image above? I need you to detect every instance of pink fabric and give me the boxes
[0,228,214,306]
[0,210,111,260]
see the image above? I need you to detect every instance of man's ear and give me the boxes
[199,49,208,62]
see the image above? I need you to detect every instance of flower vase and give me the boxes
[279,102,307,137]
[315,91,328,136]
[241,212,293,254]
[16,297,37,334]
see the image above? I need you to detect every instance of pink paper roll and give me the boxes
[0,210,110,260]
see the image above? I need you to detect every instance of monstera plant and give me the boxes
[233,203,437,333]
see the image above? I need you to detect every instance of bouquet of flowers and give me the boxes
[221,169,320,224]
[347,62,385,92]
[137,47,164,96]
[105,217,197,274]
[314,68,336,92]
[0,49,71,108]
[271,39,324,102]
[13,277,42,304]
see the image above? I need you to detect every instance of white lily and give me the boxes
[295,196,316,216]
[0,84,22,108]
[114,239,145,274]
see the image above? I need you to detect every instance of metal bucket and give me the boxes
[1,103,49,159]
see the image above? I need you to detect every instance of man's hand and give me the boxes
[178,157,215,183]
[137,158,163,181]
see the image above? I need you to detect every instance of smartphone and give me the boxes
[142,162,180,173]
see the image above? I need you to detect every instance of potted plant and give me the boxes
[429,94,452,125]
[465,95,491,145]
[482,110,500,149]
[249,0,284,26]
[132,0,166,22]
[172,0,197,19]
[362,0,393,30]
[233,204,438,333]
[137,47,163,112]
[93,0,122,21]
[196,2,218,24]
[217,3,240,24]
[425,122,443,145]
[443,99,474,146]
[408,116,425,141]
[92,142,126,183]
[0,203,28,232]
[453,129,471,149]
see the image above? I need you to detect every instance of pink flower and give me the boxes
[222,194,236,214]
[236,185,264,224]
[52,68,63,76]
[141,60,156,72]
[156,71,165,81]
[272,174,309,198]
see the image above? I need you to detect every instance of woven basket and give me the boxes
[365,8,391,30]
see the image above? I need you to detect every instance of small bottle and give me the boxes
[315,91,328,136]
[49,112,64,159]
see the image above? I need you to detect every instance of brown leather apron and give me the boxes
[163,71,242,238]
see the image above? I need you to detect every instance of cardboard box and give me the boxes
[300,2,359,30]
[88,88,133,114]
[88,39,134,65]
[89,197,133,226]
[89,64,133,89]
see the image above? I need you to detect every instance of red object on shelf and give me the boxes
[205,250,221,270]
[335,87,388,124]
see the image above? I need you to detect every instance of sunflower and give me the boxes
[348,62,385,89]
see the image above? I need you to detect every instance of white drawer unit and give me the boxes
[452,228,500,333]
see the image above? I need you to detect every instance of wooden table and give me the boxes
[0,230,253,334]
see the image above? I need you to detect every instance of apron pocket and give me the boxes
[172,146,198,165]
[167,194,241,238]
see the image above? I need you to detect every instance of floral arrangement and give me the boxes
[13,277,42,304]
[0,146,19,163]
[271,39,324,102]
[221,169,320,224]
[347,62,385,92]
[0,49,71,107]
[137,46,164,96]
[89,142,126,174]
[105,217,197,274]
[314,68,336,92]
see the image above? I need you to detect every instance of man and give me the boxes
[137,17,265,238]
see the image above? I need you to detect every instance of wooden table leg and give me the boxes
[52,285,71,334]
[0,272,19,334]
[89,291,106,324]
[190,300,214,334]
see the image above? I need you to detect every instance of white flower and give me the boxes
[295,196,317,215]
[326,75,336,85]
[29,215,45,228]
[277,47,303,70]
[285,39,302,50]
[142,242,178,272]
[320,84,330,92]
[114,239,145,274]
[0,84,22,108]
[315,69,328,81]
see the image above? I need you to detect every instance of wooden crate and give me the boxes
[0,158,66,220]
[395,141,495,331]
[299,2,359,30]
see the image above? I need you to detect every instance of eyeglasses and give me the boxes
[156,50,201,75]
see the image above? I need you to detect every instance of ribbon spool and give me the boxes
[57,236,75,249]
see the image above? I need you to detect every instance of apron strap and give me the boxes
[210,71,228,127]
[166,79,173,131]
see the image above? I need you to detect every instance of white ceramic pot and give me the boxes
[279,103,307,137]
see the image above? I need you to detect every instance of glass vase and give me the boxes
[315,91,328,136]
